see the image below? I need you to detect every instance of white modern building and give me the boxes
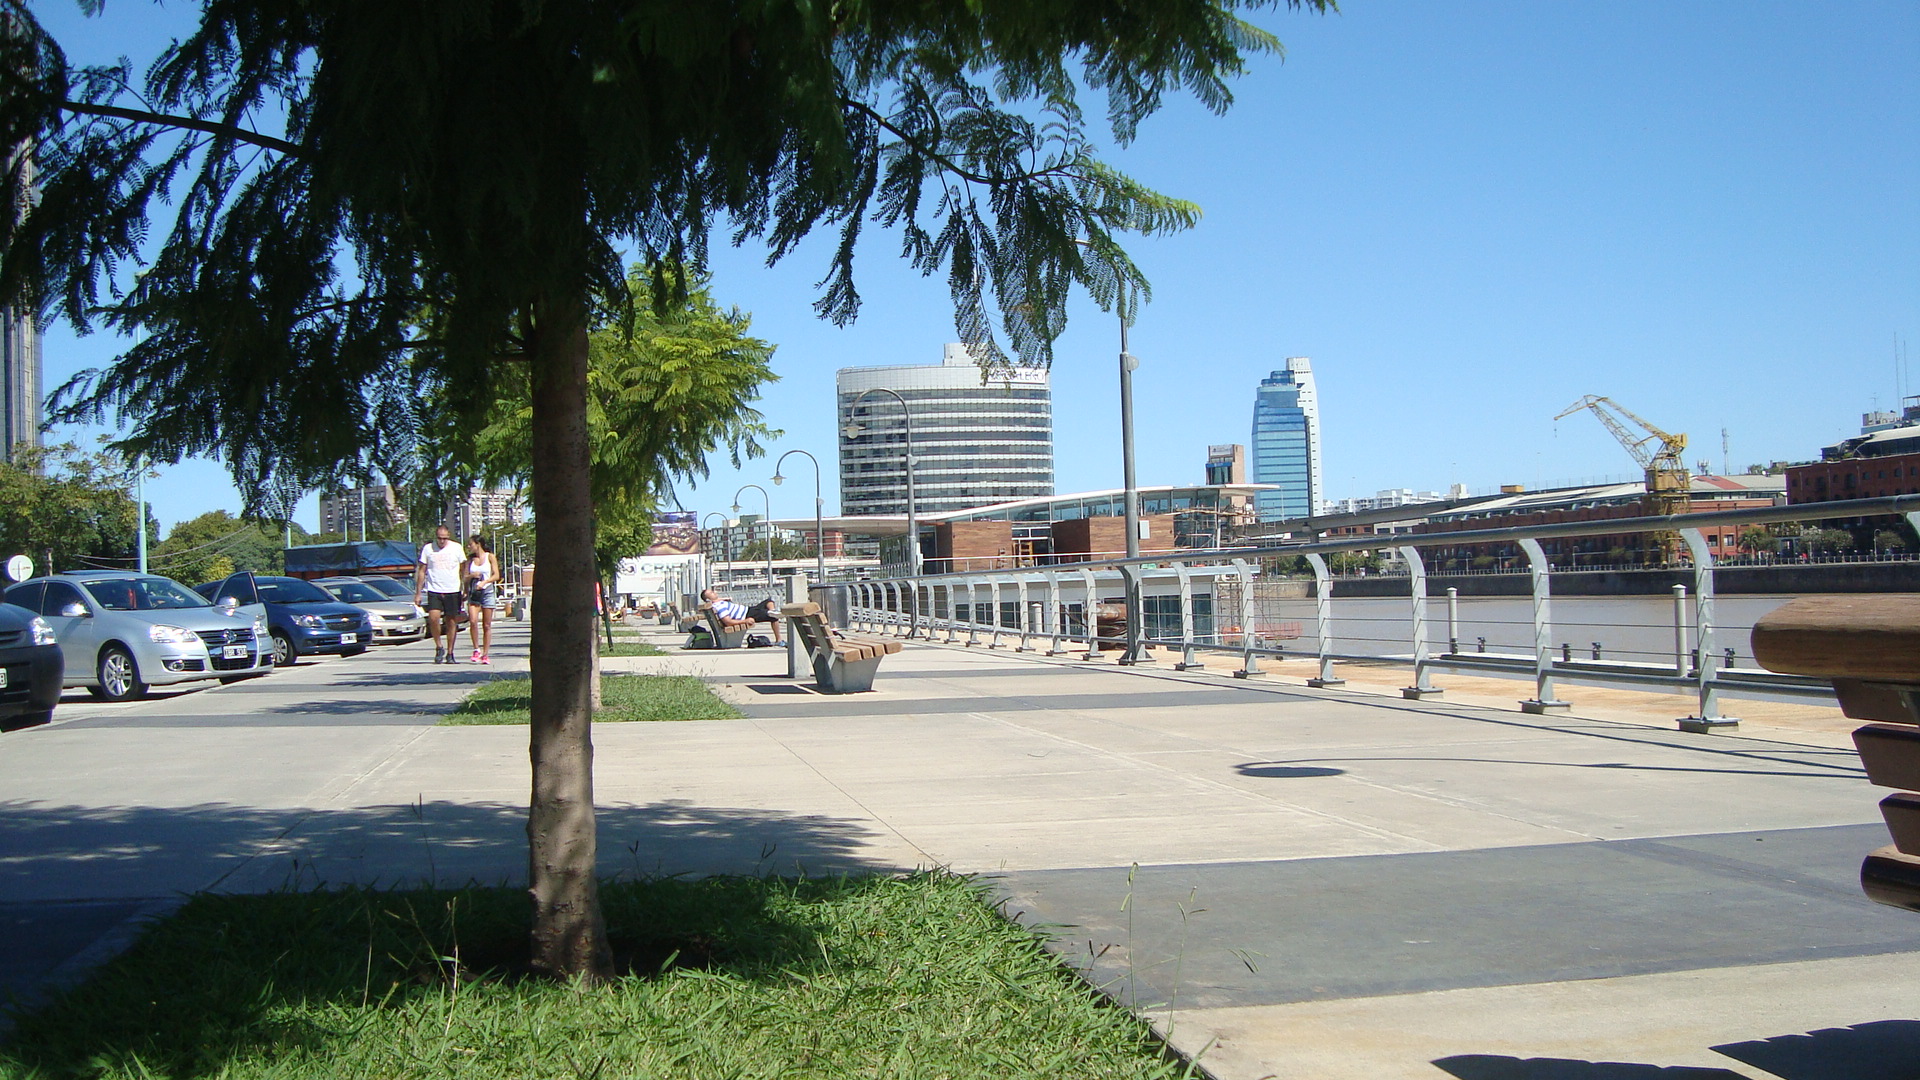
[836,343,1054,517]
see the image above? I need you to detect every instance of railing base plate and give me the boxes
[1402,686,1445,700]
[1174,661,1207,672]
[1520,699,1572,715]
[1306,677,1345,688]
[1678,716,1740,733]
[1234,669,1268,679]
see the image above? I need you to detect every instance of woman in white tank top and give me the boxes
[464,535,500,663]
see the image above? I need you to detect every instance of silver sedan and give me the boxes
[317,578,427,644]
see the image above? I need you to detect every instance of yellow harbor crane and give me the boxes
[1553,395,1692,518]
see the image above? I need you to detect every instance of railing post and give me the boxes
[1679,528,1738,732]
[1081,568,1101,660]
[1446,587,1459,654]
[1671,583,1689,676]
[987,578,1005,648]
[1044,571,1068,655]
[1305,553,1343,687]
[904,579,917,640]
[942,582,958,643]
[964,580,981,646]
[1232,557,1264,679]
[1015,575,1035,652]
[1172,562,1206,670]
[1400,545,1442,699]
[1117,565,1153,666]
[1517,538,1569,714]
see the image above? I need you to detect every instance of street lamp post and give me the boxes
[701,511,730,585]
[844,387,920,637]
[1076,240,1146,663]
[732,484,775,597]
[773,449,826,584]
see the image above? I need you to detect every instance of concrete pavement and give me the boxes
[3,617,1916,1078]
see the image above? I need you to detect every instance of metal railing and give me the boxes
[838,495,1920,728]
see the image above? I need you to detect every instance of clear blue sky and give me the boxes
[33,1,1919,534]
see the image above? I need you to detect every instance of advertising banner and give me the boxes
[643,512,700,556]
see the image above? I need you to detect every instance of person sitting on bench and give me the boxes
[700,589,754,636]
[746,597,785,643]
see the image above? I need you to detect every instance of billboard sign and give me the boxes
[643,512,700,556]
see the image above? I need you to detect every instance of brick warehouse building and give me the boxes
[1786,452,1920,505]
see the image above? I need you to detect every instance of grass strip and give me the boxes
[600,639,665,656]
[443,674,741,725]
[0,873,1195,1080]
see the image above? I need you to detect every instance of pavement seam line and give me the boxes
[743,716,942,869]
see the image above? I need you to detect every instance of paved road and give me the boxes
[4,621,1916,1078]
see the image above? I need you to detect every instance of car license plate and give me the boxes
[0,668,7,688]
[223,645,248,659]
[340,633,357,645]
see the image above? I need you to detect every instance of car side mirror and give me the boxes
[218,596,239,615]
[60,603,88,618]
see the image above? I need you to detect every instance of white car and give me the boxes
[316,577,427,644]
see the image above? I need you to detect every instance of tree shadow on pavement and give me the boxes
[1434,1055,1743,1079]
[0,798,902,905]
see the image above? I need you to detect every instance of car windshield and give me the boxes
[359,577,411,598]
[82,577,211,611]
[324,582,387,604]
[256,578,335,604]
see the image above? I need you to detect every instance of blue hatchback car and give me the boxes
[196,572,374,668]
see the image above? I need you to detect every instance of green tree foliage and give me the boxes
[1809,529,1854,554]
[738,536,816,562]
[3,0,1329,979]
[447,273,778,585]
[1736,526,1778,555]
[0,442,141,575]
[151,510,295,585]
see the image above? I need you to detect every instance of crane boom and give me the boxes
[1554,395,1692,549]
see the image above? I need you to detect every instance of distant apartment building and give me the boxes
[320,485,405,538]
[1250,358,1322,522]
[836,343,1053,517]
[1323,486,1466,516]
[1205,444,1246,485]
[321,483,523,540]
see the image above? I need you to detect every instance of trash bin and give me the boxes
[809,584,852,630]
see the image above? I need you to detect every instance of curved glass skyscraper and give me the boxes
[1251,357,1322,522]
[837,344,1054,516]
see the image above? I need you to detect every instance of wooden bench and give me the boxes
[1752,593,1920,912]
[783,601,902,693]
[696,605,750,649]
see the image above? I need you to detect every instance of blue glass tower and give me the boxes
[1251,358,1321,522]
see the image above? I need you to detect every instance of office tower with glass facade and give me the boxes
[837,343,1053,516]
[1250,357,1322,522]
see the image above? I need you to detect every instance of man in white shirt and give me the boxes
[416,525,466,663]
[700,588,753,636]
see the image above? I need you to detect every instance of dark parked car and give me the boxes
[0,600,64,730]
[196,573,374,668]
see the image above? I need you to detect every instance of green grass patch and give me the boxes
[600,639,665,656]
[0,873,1193,1079]
[443,674,740,725]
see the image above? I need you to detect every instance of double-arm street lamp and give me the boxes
[732,484,775,596]
[773,449,826,584]
[700,511,730,585]
[842,387,920,577]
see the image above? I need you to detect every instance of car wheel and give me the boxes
[340,646,367,657]
[92,645,147,702]
[271,630,297,668]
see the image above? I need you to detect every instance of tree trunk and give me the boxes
[526,290,613,982]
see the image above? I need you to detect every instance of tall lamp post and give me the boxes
[1076,239,1145,663]
[844,386,920,637]
[842,388,920,577]
[701,511,730,586]
[773,449,826,584]
[732,484,775,596]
